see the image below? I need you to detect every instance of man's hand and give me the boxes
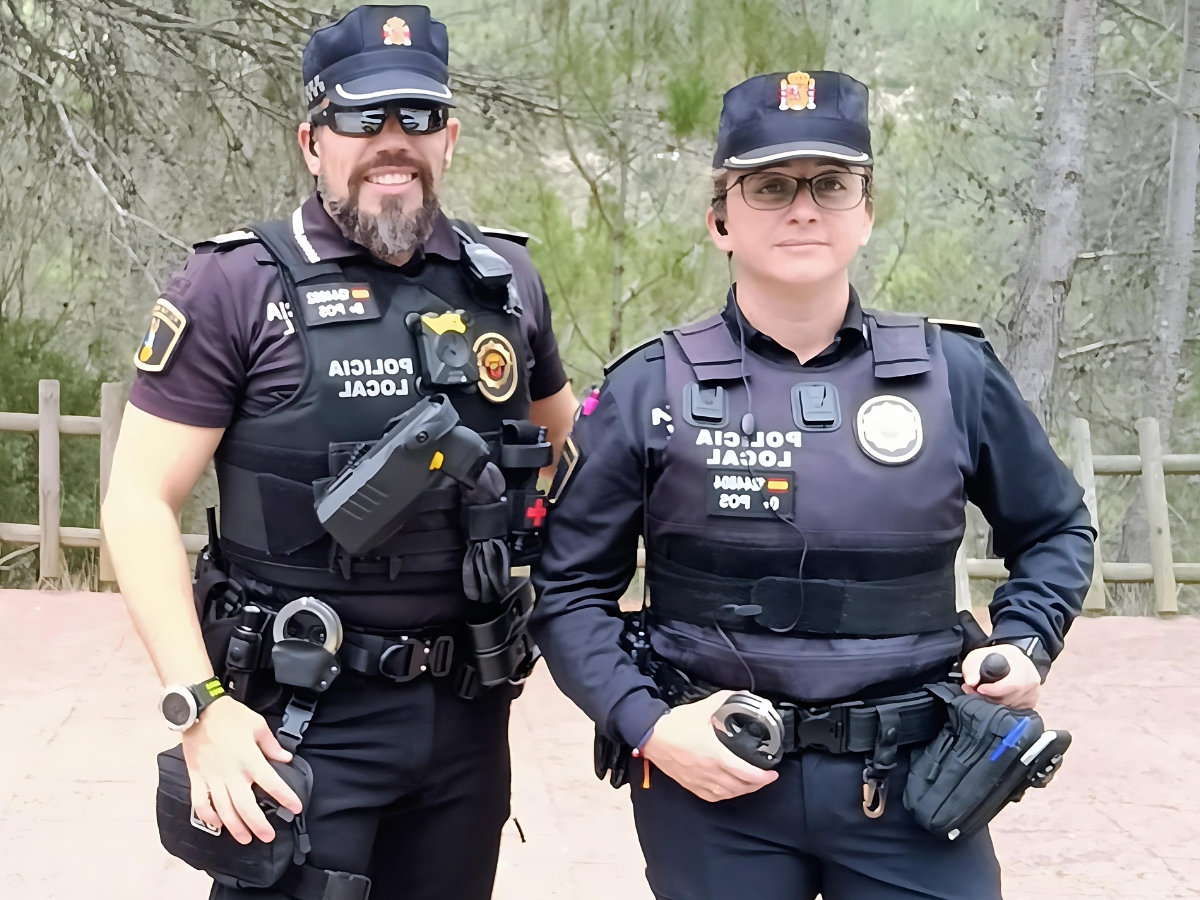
[962,645,1041,709]
[640,691,779,802]
[182,696,304,844]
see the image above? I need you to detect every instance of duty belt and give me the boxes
[774,691,945,755]
[221,579,537,701]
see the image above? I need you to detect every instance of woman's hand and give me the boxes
[640,691,779,802]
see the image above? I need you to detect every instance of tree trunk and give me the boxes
[608,141,629,357]
[1113,0,1200,613]
[1003,0,1099,425]
[1144,0,1200,440]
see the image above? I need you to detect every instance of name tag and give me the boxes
[299,283,381,327]
[705,468,794,519]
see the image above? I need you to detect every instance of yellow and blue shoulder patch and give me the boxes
[134,298,188,373]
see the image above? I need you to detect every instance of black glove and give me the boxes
[461,463,511,603]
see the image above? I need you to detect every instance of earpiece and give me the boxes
[308,129,319,157]
[715,219,728,236]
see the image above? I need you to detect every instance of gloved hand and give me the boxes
[461,463,511,603]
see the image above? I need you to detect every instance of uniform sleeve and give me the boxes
[529,362,669,746]
[948,335,1096,661]
[127,251,252,428]
[495,240,568,402]
[525,274,569,402]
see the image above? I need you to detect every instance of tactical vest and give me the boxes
[644,309,968,694]
[210,219,536,598]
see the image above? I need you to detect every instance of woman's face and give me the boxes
[707,157,873,289]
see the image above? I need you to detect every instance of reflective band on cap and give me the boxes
[334,84,452,102]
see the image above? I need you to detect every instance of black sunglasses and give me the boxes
[308,104,450,137]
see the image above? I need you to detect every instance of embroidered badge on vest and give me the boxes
[134,298,187,373]
[855,395,923,465]
[474,333,518,403]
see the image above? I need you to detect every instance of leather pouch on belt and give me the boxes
[156,744,313,889]
[903,683,1072,841]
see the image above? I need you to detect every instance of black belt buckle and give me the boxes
[791,701,861,753]
[378,636,430,682]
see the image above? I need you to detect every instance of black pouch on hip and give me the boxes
[903,683,1071,841]
[156,744,313,889]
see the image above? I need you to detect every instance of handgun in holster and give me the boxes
[315,394,489,556]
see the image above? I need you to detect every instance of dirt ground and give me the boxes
[2,589,1197,899]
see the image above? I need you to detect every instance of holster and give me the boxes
[903,683,1072,840]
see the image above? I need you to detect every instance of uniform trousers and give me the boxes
[630,749,1003,900]
[210,670,515,900]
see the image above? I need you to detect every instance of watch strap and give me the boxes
[189,678,227,716]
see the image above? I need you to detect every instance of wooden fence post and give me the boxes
[98,383,124,584]
[954,539,972,611]
[1069,418,1107,610]
[1136,417,1178,613]
[38,379,61,582]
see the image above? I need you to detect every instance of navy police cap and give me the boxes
[302,5,453,110]
[713,71,872,169]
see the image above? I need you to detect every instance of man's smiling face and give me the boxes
[298,105,460,263]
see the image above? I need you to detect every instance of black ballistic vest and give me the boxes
[212,220,531,615]
[644,309,968,701]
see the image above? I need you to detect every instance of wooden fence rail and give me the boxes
[0,381,1193,610]
[0,380,205,585]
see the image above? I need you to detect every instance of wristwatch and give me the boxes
[988,636,1052,683]
[160,678,227,731]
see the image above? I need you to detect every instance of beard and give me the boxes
[320,151,440,263]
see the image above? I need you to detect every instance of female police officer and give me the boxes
[531,71,1094,899]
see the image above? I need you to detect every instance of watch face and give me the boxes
[161,690,195,728]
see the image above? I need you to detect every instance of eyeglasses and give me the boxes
[308,104,450,137]
[731,171,870,211]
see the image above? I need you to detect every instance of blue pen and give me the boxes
[989,717,1030,762]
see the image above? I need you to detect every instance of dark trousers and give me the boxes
[630,750,1003,900]
[211,672,515,900]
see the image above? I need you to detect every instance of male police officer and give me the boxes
[531,71,1094,899]
[104,6,575,899]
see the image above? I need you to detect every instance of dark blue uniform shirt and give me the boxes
[531,290,1096,747]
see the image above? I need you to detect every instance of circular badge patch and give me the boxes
[855,395,923,465]
[473,333,518,403]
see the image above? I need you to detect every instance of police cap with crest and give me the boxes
[713,71,872,169]
[302,5,453,110]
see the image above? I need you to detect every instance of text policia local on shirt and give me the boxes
[326,357,415,398]
[695,427,802,469]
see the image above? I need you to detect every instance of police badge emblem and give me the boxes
[382,17,412,46]
[134,298,188,373]
[855,395,923,465]
[779,71,816,111]
[473,333,518,403]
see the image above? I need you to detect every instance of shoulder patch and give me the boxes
[478,226,531,246]
[134,298,188,373]
[193,230,259,254]
[928,318,986,339]
[604,335,664,375]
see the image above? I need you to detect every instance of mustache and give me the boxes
[348,151,434,193]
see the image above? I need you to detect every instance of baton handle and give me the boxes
[978,652,1010,685]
